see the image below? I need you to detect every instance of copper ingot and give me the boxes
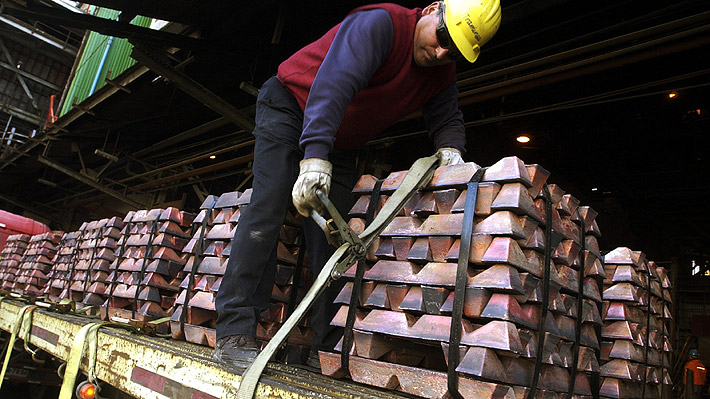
[348,195,371,217]
[428,162,482,189]
[582,299,602,325]
[482,293,535,329]
[384,284,409,310]
[319,351,514,399]
[456,346,508,382]
[406,237,433,264]
[608,265,643,286]
[419,214,464,236]
[602,339,643,362]
[555,263,579,293]
[557,194,580,217]
[374,238,396,259]
[514,272,540,303]
[187,290,215,310]
[471,264,524,294]
[352,174,378,193]
[603,283,639,302]
[474,211,526,239]
[603,247,640,266]
[600,359,642,381]
[359,283,389,309]
[446,234,494,265]
[380,216,423,236]
[378,170,406,192]
[481,237,529,271]
[470,320,525,355]
[421,285,450,314]
[97,236,118,249]
[157,220,190,238]
[491,183,539,220]
[186,306,216,328]
[602,320,639,340]
[425,237,453,263]
[432,189,460,215]
[413,191,437,218]
[152,247,187,265]
[137,285,163,302]
[583,277,602,302]
[483,156,533,187]
[524,164,550,198]
[136,300,169,318]
[389,237,415,261]
[521,250,544,278]
[227,208,241,224]
[352,331,392,359]
[584,251,606,278]
[552,240,581,267]
[450,182,501,218]
[398,286,425,312]
[194,275,219,292]
[212,208,233,224]
[203,241,226,257]
[205,223,234,240]
[175,289,188,305]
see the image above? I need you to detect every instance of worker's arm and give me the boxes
[299,9,393,160]
[424,80,466,165]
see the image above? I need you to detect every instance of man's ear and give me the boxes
[422,1,440,16]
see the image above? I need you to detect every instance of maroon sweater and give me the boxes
[277,3,463,159]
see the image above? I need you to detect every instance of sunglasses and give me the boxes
[436,2,463,61]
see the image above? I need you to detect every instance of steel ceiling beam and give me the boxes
[0,2,207,50]
[37,154,149,209]
[130,46,255,132]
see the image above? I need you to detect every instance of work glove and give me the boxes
[436,147,464,166]
[292,158,332,217]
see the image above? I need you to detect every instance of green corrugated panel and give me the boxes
[60,8,152,116]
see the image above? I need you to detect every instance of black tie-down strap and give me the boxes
[341,178,384,372]
[565,209,587,399]
[180,198,217,334]
[447,168,485,399]
[527,184,563,399]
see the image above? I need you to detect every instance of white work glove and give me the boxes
[436,147,464,166]
[292,158,332,217]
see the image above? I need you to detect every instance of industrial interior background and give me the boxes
[0,0,709,381]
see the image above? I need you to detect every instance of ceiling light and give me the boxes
[516,135,530,143]
[209,155,216,159]
[591,187,598,192]
[668,92,677,99]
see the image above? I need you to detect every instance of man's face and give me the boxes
[413,2,457,67]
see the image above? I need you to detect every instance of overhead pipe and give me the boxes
[89,35,114,95]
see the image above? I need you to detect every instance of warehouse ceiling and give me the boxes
[0,0,708,264]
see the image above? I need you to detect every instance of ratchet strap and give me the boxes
[58,316,172,399]
[0,304,37,390]
[447,167,484,398]
[236,154,439,399]
[342,178,383,372]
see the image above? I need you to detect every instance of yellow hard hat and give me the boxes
[444,0,501,63]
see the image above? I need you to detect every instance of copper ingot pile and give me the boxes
[0,234,31,291]
[42,230,82,302]
[100,207,193,331]
[61,217,123,312]
[320,156,606,399]
[600,247,673,398]
[10,232,62,297]
[170,189,312,360]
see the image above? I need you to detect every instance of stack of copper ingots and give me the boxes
[11,231,62,297]
[320,156,605,399]
[0,234,31,291]
[42,230,82,302]
[101,207,193,331]
[78,217,124,310]
[170,190,311,361]
[600,248,673,398]
[654,264,673,395]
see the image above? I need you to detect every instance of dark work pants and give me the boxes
[215,76,357,353]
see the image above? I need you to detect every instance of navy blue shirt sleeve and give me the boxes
[299,9,393,160]
[423,80,466,153]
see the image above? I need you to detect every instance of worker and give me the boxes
[213,0,502,369]
[685,348,707,398]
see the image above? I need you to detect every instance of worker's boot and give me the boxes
[305,350,321,371]
[213,334,260,366]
